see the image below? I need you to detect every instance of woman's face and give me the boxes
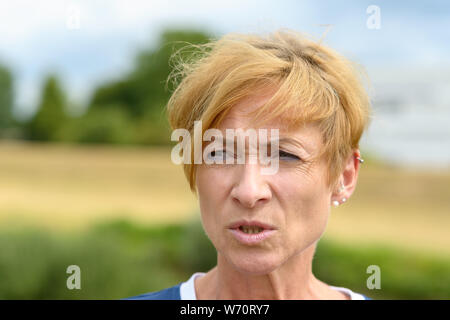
[196,92,334,275]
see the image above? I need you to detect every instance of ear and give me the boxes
[331,149,362,206]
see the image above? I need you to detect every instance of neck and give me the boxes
[196,242,341,300]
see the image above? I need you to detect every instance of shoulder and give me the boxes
[123,283,182,300]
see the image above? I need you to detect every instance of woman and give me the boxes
[128,29,371,300]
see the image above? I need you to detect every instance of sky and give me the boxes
[0,0,449,119]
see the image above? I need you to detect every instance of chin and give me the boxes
[227,249,282,276]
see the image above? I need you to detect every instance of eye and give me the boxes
[207,149,233,161]
[208,150,223,159]
[278,150,301,161]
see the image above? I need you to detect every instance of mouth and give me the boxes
[237,225,266,234]
[227,220,277,245]
[228,220,276,231]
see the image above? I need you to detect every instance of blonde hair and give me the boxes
[166,29,371,193]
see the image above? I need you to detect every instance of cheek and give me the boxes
[275,169,326,209]
[196,166,230,208]
[196,167,230,242]
[197,164,231,190]
[275,170,331,243]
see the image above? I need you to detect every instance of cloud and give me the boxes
[1,0,449,118]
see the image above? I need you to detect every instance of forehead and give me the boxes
[216,91,323,154]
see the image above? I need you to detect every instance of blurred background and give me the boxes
[0,0,449,299]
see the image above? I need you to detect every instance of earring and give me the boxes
[356,156,364,163]
[332,200,340,207]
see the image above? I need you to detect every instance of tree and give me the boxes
[129,29,213,118]
[0,63,13,130]
[27,75,68,141]
[58,105,135,144]
[90,29,212,118]
[88,29,213,144]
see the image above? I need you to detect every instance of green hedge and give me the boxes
[0,219,448,299]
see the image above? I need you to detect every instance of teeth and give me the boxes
[240,226,263,234]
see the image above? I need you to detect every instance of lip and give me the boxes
[228,228,276,245]
[227,220,277,230]
[227,220,277,245]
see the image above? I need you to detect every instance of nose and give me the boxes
[230,162,272,209]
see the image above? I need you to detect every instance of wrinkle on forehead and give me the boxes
[217,92,324,156]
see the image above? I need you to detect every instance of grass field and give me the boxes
[0,140,449,256]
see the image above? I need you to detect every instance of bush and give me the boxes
[314,239,450,299]
[0,219,448,299]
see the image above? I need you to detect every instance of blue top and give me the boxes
[124,283,371,300]
[125,283,182,300]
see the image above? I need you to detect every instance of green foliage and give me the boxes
[26,75,68,141]
[90,29,211,119]
[88,29,212,145]
[0,63,14,130]
[133,110,173,145]
[57,106,135,144]
[1,218,447,299]
[314,239,450,299]
[177,218,217,273]
[1,28,213,145]
[0,222,188,299]
[89,80,142,118]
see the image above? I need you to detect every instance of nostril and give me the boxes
[232,192,270,209]
[232,194,255,208]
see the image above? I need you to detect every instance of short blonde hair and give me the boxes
[166,29,371,193]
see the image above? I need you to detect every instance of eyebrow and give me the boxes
[278,137,312,154]
[220,136,312,154]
